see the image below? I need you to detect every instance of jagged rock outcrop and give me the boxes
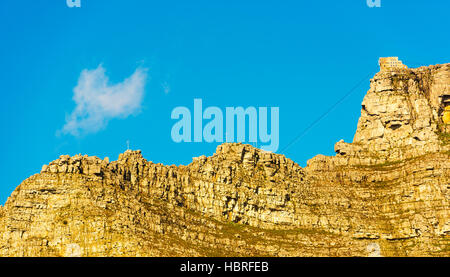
[0,63,449,257]
[334,64,450,165]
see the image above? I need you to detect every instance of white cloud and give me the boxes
[61,65,148,136]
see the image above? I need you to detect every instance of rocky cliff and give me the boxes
[0,63,449,257]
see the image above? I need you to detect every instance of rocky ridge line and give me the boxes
[0,63,449,257]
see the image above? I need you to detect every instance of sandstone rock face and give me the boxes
[0,64,449,257]
[335,64,450,165]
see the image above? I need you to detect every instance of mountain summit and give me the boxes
[1,63,449,257]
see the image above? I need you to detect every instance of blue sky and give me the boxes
[0,0,449,204]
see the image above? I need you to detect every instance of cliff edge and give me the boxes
[0,63,449,257]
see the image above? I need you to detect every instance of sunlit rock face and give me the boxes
[335,63,450,165]
[0,63,449,257]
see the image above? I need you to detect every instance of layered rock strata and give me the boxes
[0,63,449,257]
